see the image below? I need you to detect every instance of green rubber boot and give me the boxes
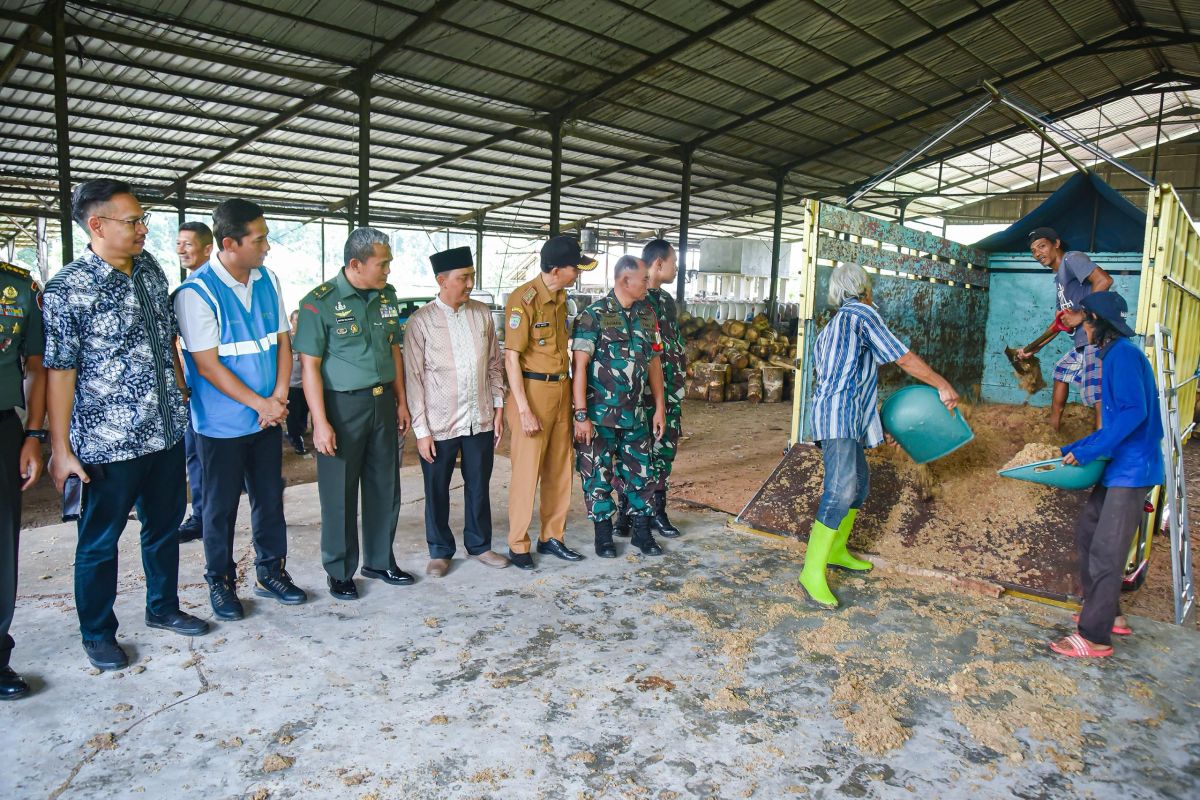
[798,521,839,609]
[828,509,873,573]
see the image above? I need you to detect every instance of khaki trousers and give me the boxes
[507,378,573,553]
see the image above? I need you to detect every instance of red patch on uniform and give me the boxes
[652,343,663,352]
[304,303,320,313]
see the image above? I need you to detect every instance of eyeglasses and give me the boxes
[98,213,151,228]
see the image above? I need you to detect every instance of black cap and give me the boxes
[1081,291,1136,338]
[540,235,598,272]
[429,246,473,274]
[1028,226,1060,246]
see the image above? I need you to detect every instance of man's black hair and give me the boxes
[1083,311,1123,349]
[212,199,265,250]
[71,179,133,228]
[641,238,674,265]
[178,220,214,248]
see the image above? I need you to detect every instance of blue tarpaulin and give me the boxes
[973,171,1146,253]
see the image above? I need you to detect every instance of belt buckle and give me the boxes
[372,385,384,397]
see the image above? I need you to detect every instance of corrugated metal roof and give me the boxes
[0,0,1195,250]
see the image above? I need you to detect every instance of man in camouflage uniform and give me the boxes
[570,255,666,558]
[616,239,685,539]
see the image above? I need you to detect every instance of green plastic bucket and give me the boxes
[997,457,1110,490]
[879,385,974,464]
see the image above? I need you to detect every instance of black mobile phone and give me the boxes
[62,474,83,522]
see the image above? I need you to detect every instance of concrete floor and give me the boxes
[4,455,1199,800]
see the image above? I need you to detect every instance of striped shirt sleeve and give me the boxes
[856,306,908,364]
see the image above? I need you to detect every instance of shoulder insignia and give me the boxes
[0,261,31,278]
[311,282,335,300]
[522,287,537,303]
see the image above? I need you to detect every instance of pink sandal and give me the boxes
[1072,612,1132,636]
[1050,633,1113,658]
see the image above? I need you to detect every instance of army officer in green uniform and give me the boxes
[571,255,666,559]
[0,261,46,700]
[294,227,415,600]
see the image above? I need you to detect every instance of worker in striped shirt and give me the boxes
[800,262,959,610]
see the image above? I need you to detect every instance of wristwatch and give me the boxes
[573,410,588,423]
[24,428,47,442]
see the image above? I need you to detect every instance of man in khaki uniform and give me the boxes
[504,236,598,570]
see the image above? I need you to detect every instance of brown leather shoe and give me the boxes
[425,558,451,578]
[471,550,510,569]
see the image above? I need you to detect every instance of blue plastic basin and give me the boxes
[879,385,974,464]
[997,457,1110,490]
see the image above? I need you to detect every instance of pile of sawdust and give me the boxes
[261,753,294,773]
[86,732,117,751]
[630,675,676,692]
[1001,443,1064,471]
[864,402,1094,586]
[831,676,909,754]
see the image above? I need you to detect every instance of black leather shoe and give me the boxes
[594,519,617,559]
[508,551,535,570]
[208,578,245,621]
[290,437,306,455]
[177,515,203,543]
[651,490,682,538]
[361,566,416,585]
[0,666,30,700]
[83,639,128,671]
[614,495,632,537]
[328,576,358,599]
[537,538,584,562]
[255,568,308,605]
[631,516,664,556]
[145,610,210,636]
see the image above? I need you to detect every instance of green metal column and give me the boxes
[52,0,72,263]
[676,146,692,310]
[767,171,786,325]
[549,119,562,236]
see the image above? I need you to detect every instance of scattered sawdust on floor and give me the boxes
[339,770,372,786]
[217,736,243,749]
[129,665,145,674]
[831,675,909,754]
[261,753,295,773]
[468,767,509,786]
[424,618,439,628]
[628,674,676,692]
[249,789,269,800]
[112,703,132,712]
[276,734,294,745]
[359,792,381,800]
[568,751,595,763]
[429,714,449,725]
[86,732,117,750]
[180,655,200,669]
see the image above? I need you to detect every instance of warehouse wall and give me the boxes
[981,252,1144,406]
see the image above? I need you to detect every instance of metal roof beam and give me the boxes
[159,0,463,198]
[557,0,779,120]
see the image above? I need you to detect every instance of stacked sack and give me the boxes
[680,313,795,404]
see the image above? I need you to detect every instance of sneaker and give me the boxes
[83,639,129,671]
[145,609,210,637]
[255,568,308,605]
[208,578,245,621]
[177,515,203,543]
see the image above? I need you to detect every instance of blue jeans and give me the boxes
[75,443,186,641]
[815,438,870,529]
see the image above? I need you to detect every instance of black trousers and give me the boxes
[75,442,185,642]
[1075,483,1150,646]
[316,388,401,580]
[183,419,204,521]
[286,387,309,445]
[0,411,22,666]
[197,426,287,582]
[420,431,494,558]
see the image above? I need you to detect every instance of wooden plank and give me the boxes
[815,236,990,287]
[818,203,988,267]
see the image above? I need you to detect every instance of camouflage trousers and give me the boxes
[649,401,682,491]
[576,423,656,521]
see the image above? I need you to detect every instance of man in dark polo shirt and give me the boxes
[295,227,414,599]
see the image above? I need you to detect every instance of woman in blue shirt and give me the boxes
[1053,291,1164,658]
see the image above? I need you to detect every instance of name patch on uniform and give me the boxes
[509,312,522,329]
[533,321,550,328]
[599,312,622,327]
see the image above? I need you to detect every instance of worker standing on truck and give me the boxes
[1017,227,1112,431]
[800,262,959,610]
[1052,291,1163,659]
